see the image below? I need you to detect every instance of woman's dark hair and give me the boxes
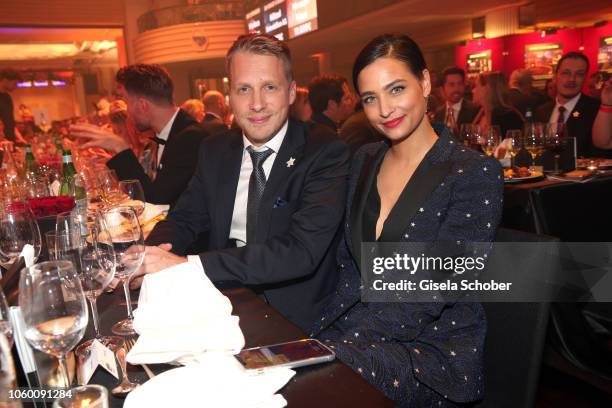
[352,34,427,94]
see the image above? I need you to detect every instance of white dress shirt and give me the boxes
[228,120,288,247]
[549,93,581,124]
[187,120,289,270]
[445,99,463,123]
[155,108,180,167]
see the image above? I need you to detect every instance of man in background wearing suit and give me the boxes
[536,52,606,157]
[201,90,229,135]
[433,67,479,128]
[308,74,355,133]
[72,64,208,206]
[135,34,350,331]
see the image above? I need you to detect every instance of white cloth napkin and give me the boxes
[124,353,294,408]
[140,202,168,224]
[20,244,35,268]
[126,261,245,365]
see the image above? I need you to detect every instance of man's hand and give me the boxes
[129,243,187,289]
[70,123,130,154]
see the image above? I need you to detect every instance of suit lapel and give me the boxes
[349,145,386,266]
[256,120,306,243]
[214,131,243,244]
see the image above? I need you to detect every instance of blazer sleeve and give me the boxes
[200,140,350,284]
[320,156,503,407]
[106,126,205,205]
[145,139,212,252]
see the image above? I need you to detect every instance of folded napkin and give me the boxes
[20,244,35,268]
[126,261,245,365]
[125,353,295,408]
[139,202,168,225]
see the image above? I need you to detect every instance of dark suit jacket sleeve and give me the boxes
[320,156,503,406]
[107,127,205,205]
[146,140,212,251]
[200,140,349,284]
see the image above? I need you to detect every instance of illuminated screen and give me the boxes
[246,0,318,40]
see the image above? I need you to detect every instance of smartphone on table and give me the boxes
[235,339,335,374]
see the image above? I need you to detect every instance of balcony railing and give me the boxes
[137,1,245,33]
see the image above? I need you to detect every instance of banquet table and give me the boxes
[501,173,612,239]
[88,283,394,408]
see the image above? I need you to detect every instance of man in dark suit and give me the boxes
[536,52,605,157]
[201,90,229,135]
[433,67,479,128]
[308,74,356,133]
[134,34,350,331]
[508,68,548,117]
[72,64,208,207]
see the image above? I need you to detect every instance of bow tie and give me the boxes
[150,136,166,145]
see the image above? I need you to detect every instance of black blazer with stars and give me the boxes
[147,119,350,331]
[310,124,504,407]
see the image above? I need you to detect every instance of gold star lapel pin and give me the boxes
[286,157,296,168]
[572,111,580,118]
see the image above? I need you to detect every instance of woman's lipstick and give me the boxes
[382,116,405,129]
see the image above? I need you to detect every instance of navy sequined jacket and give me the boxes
[311,124,504,407]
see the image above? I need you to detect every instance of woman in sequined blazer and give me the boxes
[310,34,504,407]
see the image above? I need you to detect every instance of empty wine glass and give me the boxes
[118,180,145,218]
[545,123,566,174]
[97,169,124,209]
[19,261,88,388]
[469,124,484,153]
[505,129,523,168]
[101,207,145,336]
[0,203,41,270]
[524,122,545,170]
[55,211,116,347]
[0,332,18,403]
[483,125,501,157]
[0,288,12,348]
[459,123,472,146]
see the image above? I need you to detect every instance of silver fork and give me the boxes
[123,337,156,379]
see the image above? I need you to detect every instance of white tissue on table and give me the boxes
[124,353,294,408]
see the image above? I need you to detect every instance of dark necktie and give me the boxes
[246,146,274,244]
[557,106,566,124]
[150,136,166,145]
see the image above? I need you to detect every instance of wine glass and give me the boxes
[101,206,145,336]
[469,124,484,153]
[483,125,501,157]
[0,332,18,403]
[0,288,12,348]
[524,122,545,170]
[0,203,42,270]
[459,123,472,146]
[118,180,145,218]
[505,129,523,168]
[19,261,88,388]
[55,211,116,347]
[53,384,109,408]
[97,169,124,209]
[545,123,566,175]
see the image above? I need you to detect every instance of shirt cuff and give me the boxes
[187,255,205,274]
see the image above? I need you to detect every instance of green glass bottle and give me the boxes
[59,149,87,211]
[23,144,40,179]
